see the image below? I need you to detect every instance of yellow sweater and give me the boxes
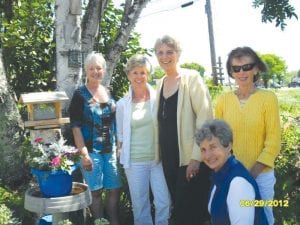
[215,89,281,172]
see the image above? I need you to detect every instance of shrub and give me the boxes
[0,204,21,225]
[58,219,73,225]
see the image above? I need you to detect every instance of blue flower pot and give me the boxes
[31,168,73,198]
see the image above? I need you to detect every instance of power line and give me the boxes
[141,0,200,18]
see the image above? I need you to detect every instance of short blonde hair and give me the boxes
[124,54,152,75]
[154,35,182,57]
[84,52,106,73]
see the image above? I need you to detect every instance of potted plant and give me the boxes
[26,137,80,197]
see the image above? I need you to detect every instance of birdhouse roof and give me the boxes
[19,91,69,104]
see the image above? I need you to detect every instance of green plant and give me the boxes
[0,204,21,225]
[58,219,73,225]
[274,122,300,224]
[94,218,110,225]
[205,78,223,102]
[273,89,300,224]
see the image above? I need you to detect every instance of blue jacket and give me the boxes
[210,155,268,225]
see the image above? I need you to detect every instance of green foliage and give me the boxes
[284,70,298,85]
[205,78,223,102]
[95,1,151,100]
[58,219,73,225]
[152,67,165,80]
[94,218,110,225]
[0,0,56,97]
[253,0,298,30]
[0,187,35,225]
[273,89,300,224]
[108,32,150,100]
[0,204,21,225]
[260,53,287,87]
[180,62,205,77]
[0,187,25,224]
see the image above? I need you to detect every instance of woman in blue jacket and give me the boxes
[195,119,268,225]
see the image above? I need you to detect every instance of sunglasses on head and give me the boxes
[231,63,256,73]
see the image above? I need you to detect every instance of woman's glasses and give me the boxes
[231,63,256,73]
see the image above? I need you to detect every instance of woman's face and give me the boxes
[155,44,179,72]
[230,56,258,88]
[86,61,105,83]
[200,136,231,172]
[127,66,149,88]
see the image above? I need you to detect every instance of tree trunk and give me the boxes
[81,0,151,86]
[56,0,151,105]
[81,0,108,54]
[55,0,82,109]
[0,49,27,187]
[103,0,150,86]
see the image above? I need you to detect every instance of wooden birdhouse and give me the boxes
[19,91,70,129]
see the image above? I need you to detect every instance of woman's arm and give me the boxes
[227,177,255,225]
[256,92,281,170]
[69,89,93,170]
[72,127,93,171]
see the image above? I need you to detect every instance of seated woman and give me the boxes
[195,119,268,225]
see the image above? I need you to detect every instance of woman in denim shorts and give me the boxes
[69,52,122,225]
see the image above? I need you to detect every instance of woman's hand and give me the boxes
[186,159,200,181]
[82,154,93,171]
[250,162,266,178]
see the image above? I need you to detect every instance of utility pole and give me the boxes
[205,0,218,85]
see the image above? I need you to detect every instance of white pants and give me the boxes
[125,161,170,225]
[256,170,276,225]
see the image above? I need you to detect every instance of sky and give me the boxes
[115,0,300,77]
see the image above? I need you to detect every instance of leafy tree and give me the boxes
[253,0,298,30]
[180,62,205,77]
[284,70,297,85]
[95,1,151,100]
[260,53,287,87]
[0,0,55,98]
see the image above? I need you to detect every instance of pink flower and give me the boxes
[34,137,44,143]
[51,156,61,166]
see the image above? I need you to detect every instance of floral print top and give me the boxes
[69,85,116,153]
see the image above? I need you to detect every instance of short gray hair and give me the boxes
[124,54,152,75]
[195,119,233,148]
[84,52,106,73]
[154,35,182,57]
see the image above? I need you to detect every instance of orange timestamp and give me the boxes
[240,199,289,207]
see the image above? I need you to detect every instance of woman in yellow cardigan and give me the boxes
[215,46,281,225]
